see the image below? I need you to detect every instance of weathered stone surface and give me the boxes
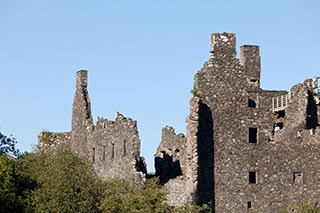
[38,70,146,184]
[157,33,320,211]
[38,33,320,212]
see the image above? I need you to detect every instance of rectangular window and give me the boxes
[111,143,115,159]
[249,171,257,184]
[247,201,252,209]
[123,140,126,157]
[248,99,256,108]
[249,128,258,144]
[103,145,106,161]
[92,147,95,163]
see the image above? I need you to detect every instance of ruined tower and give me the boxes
[156,33,320,212]
[71,70,93,155]
[39,70,147,183]
[38,33,320,211]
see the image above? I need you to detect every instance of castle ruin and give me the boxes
[38,70,147,184]
[39,33,320,212]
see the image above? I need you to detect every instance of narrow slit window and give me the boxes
[92,147,95,163]
[249,171,257,184]
[247,201,252,209]
[123,140,127,157]
[111,143,115,159]
[103,145,106,161]
[249,128,258,144]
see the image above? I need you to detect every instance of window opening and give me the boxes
[103,145,106,161]
[249,171,257,184]
[293,172,305,184]
[249,128,258,144]
[123,140,126,157]
[111,143,115,159]
[92,147,95,163]
[250,79,259,87]
[275,110,285,118]
[247,201,252,209]
[248,99,256,108]
[273,123,283,134]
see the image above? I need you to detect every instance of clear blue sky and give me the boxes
[1,0,319,172]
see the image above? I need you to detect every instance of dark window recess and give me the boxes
[249,128,258,144]
[123,140,126,157]
[273,123,283,134]
[103,145,106,161]
[92,147,95,163]
[111,143,115,159]
[250,79,258,83]
[293,172,305,184]
[249,171,257,184]
[247,201,252,209]
[248,99,256,108]
[250,79,259,87]
[275,110,285,118]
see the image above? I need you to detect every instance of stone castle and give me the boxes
[39,33,320,212]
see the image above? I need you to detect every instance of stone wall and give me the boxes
[156,33,320,212]
[155,126,185,184]
[38,33,320,211]
[38,70,146,184]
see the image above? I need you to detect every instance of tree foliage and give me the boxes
[99,177,212,213]
[99,177,171,213]
[0,130,212,212]
[15,149,103,213]
[0,131,20,157]
[0,154,25,212]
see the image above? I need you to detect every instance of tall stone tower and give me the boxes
[156,33,320,212]
[38,70,147,183]
[71,70,93,155]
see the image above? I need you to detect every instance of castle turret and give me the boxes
[71,70,93,154]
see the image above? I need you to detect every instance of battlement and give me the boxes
[95,112,137,130]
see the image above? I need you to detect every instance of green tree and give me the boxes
[99,178,212,213]
[0,154,25,212]
[99,178,171,213]
[0,131,20,157]
[15,149,103,213]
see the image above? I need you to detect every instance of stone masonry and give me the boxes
[155,33,320,212]
[38,70,147,184]
[39,33,320,212]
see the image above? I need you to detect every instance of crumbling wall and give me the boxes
[156,32,320,211]
[155,126,185,184]
[70,70,94,157]
[156,97,202,206]
[191,33,320,212]
[38,132,71,151]
[38,71,146,183]
[88,113,146,183]
[154,126,187,206]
